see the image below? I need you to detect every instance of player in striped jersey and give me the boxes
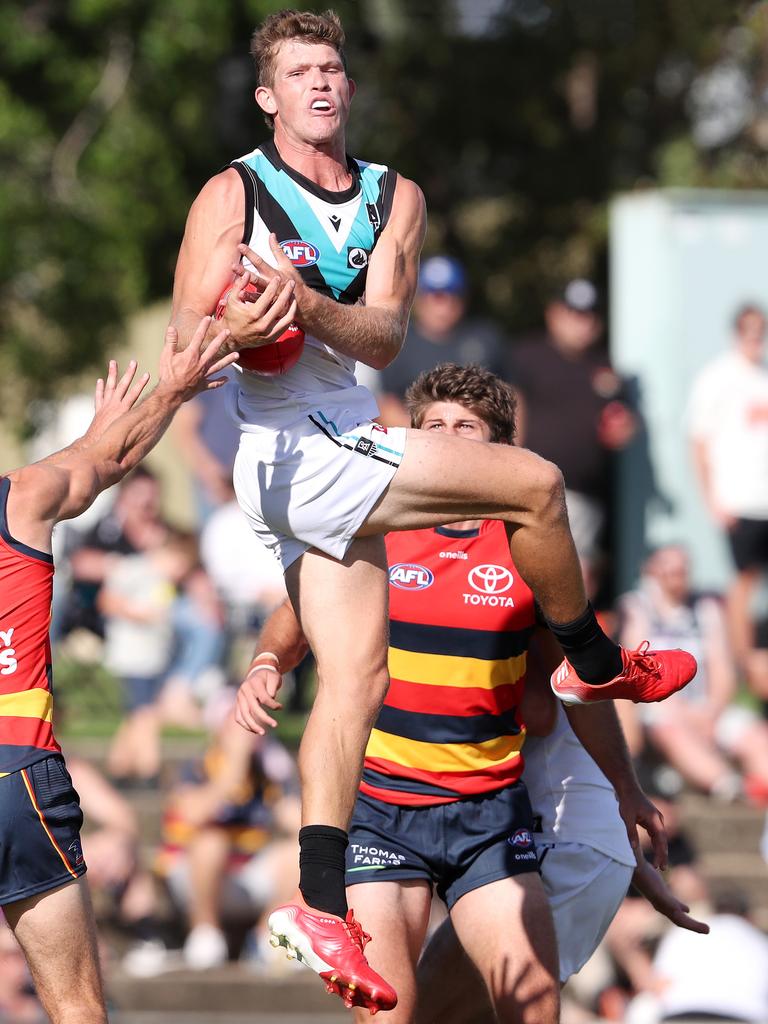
[236,364,674,1023]
[0,320,234,1024]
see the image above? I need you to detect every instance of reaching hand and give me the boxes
[157,318,238,400]
[221,246,298,349]
[84,360,151,441]
[632,857,710,934]
[237,234,304,290]
[235,659,284,736]
[618,785,668,870]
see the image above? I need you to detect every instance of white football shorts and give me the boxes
[538,841,633,983]
[233,405,407,571]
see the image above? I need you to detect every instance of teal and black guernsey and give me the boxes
[231,140,398,306]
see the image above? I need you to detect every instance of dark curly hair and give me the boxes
[405,363,517,444]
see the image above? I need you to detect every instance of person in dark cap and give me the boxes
[377,255,509,425]
[510,279,637,566]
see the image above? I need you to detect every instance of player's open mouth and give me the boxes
[310,100,334,113]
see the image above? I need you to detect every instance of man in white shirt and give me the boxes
[689,304,768,665]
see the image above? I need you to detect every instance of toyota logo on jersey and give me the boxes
[389,563,435,590]
[280,239,320,266]
[467,564,514,594]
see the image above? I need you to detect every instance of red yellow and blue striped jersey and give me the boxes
[0,477,60,775]
[361,521,535,806]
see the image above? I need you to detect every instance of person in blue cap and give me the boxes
[377,255,509,425]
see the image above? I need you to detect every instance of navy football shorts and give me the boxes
[0,754,86,905]
[345,782,538,909]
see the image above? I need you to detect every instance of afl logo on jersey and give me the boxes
[280,239,320,267]
[389,563,434,591]
[468,564,514,594]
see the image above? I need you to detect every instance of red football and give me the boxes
[214,280,304,375]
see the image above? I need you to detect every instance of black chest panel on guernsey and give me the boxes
[231,139,398,305]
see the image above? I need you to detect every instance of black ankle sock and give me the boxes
[299,825,349,919]
[546,603,623,685]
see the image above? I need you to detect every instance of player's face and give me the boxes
[419,402,493,443]
[257,40,355,146]
[648,546,689,603]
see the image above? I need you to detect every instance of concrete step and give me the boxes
[108,965,348,1019]
[679,793,766,854]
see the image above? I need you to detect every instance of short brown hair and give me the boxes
[251,8,347,87]
[405,363,517,444]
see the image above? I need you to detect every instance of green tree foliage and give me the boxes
[2,0,767,426]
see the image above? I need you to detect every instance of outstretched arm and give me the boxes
[6,320,236,552]
[565,699,668,868]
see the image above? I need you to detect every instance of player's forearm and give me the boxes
[250,599,309,673]
[565,700,639,797]
[295,286,405,369]
[88,384,186,485]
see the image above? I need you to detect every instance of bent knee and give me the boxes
[316,664,389,718]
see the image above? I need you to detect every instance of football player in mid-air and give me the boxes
[0,319,234,1024]
[172,8,696,1012]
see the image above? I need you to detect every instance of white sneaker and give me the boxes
[122,939,169,978]
[183,924,228,970]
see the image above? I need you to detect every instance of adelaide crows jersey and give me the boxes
[361,521,535,807]
[229,140,397,416]
[0,478,60,775]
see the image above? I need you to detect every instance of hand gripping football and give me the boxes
[214,280,304,375]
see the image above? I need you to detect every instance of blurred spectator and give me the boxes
[63,467,169,639]
[172,373,241,526]
[618,544,768,805]
[0,920,42,1022]
[625,887,768,1024]
[376,255,509,426]
[100,530,199,786]
[510,279,636,562]
[688,304,768,668]
[125,703,299,974]
[67,756,157,936]
[200,484,287,628]
[160,557,228,729]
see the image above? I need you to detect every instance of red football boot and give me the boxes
[551,641,697,706]
[267,895,397,1015]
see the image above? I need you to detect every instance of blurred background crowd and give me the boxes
[3,0,768,1021]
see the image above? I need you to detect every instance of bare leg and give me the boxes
[285,537,390,829]
[415,916,494,1024]
[4,878,107,1024]
[449,876,559,1024]
[730,719,768,785]
[107,706,161,780]
[346,881,432,1024]
[363,431,587,622]
[187,827,230,928]
[727,568,759,666]
[649,717,736,794]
